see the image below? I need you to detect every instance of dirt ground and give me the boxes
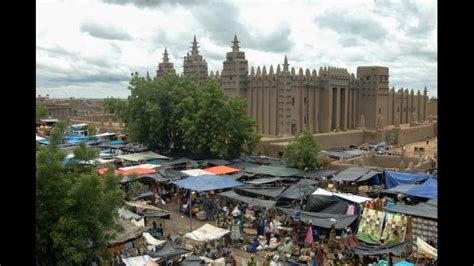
[392,136,437,159]
[160,202,266,264]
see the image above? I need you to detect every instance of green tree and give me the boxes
[225,96,261,155]
[54,120,68,140]
[36,128,124,265]
[182,79,260,158]
[283,130,322,170]
[88,124,98,137]
[36,105,48,119]
[73,142,99,161]
[119,73,260,158]
[122,72,166,149]
[64,142,100,175]
[103,97,128,115]
[127,177,144,199]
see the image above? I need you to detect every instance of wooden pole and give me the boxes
[189,190,193,231]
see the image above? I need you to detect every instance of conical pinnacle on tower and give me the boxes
[283,56,289,71]
[146,71,151,80]
[276,64,281,74]
[191,35,199,55]
[183,52,190,63]
[163,48,170,63]
[262,66,267,75]
[269,65,274,75]
[232,34,240,52]
[250,66,255,76]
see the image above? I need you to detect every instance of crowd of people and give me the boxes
[158,177,438,266]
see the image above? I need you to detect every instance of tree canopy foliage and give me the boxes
[119,73,260,159]
[36,127,124,265]
[36,105,48,119]
[88,124,98,137]
[103,97,128,116]
[283,130,323,170]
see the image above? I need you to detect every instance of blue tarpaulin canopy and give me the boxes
[38,139,49,145]
[109,140,126,145]
[65,135,89,140]
[394,260,415,266]
[66,139,86,145]
[172,174,244,192]
[64,135,90,145]
[404,178,437,199]
[383,183,420,194]
[384,171,431,189]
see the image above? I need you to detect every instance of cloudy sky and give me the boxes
[37,0,437,99]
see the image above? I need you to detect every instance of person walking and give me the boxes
[328,222,338,253]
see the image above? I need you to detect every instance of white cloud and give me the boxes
[36,0,437,98]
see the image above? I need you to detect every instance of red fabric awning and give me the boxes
[203,165,240,175]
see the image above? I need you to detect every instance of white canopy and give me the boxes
[71,123,88,128]
[131,218,145,228]
[97,158,116,164]
[185,223,230,242]
[118,207,142,220]
[416,237,437,258]
[143,232,166,248]
[95,132,117,138]
[201,257,225,265]
[333,193,372,203]
[122,255,158,266]
[118,207,145,228]
[119,164,160,171]
[181,169,214,177]
[126,201,160,211]
[36,135,46,141]
[312,188,334,196]
[312,188,372,203]
[40,118,59,123]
